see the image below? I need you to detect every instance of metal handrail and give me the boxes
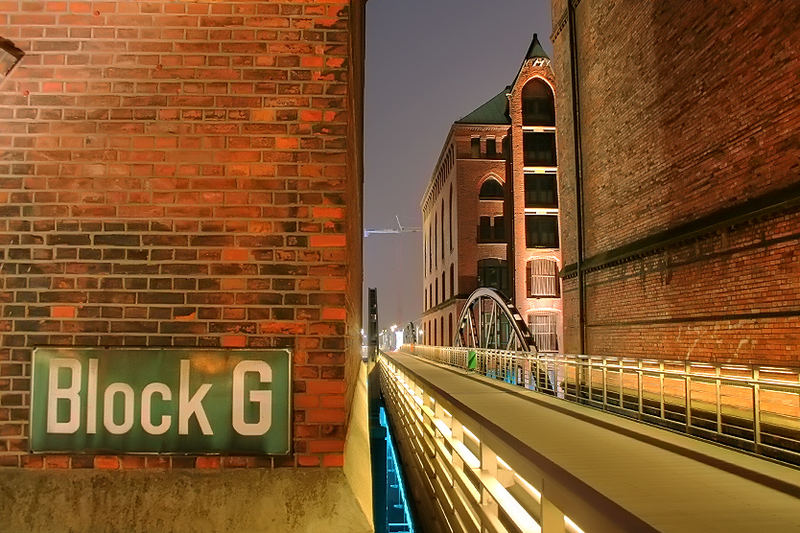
[379,353,587,533]
[401,344,800,466]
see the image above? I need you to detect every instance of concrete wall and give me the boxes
[0,468,371,533]
[552,0,800,362]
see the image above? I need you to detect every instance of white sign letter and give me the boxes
[179,360,213,435]
[141,383,172,435]
[103,383,134,435]
[232,360,272,436]
[47,358,81,434]
[86,358,98,434]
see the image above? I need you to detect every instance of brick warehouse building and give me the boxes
[421,35,562,352]
[0,1,372,531]
[551,0,800,363]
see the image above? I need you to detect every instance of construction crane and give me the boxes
[364,215,421,237]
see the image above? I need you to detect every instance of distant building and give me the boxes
[552,1,800,363]
[420,35,561,351]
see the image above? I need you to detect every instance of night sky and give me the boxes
[363,0,553,331]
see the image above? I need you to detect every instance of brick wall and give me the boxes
[0,0,364,469]
[552,0,800,362]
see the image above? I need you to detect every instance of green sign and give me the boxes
[468,350,477,370]
[30,348,291,455]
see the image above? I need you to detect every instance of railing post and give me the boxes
[541,497,567,533]
[685,361,692,431]
[637,360,643,419]
[753,367,761,450]
[602,357,608,410]
[659,361,665,420]
[715,364,722,434]
[480,440,498,529]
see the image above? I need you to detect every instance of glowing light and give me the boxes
[564,515,585,533]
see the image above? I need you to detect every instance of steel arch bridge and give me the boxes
[453,288,537,352]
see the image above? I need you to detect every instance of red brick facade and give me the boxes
[0,0,365,469]
[421,36,563,352]
[552,0,800,363]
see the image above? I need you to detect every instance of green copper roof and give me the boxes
[455,86,511,125]
[525,33,549,60]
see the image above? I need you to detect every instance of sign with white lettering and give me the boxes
[30,348,291,454]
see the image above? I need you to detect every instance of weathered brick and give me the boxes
[553,0,800,363]
[0,0,366,471]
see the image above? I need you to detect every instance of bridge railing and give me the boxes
[379,352,592,533]
[400,344,800,466]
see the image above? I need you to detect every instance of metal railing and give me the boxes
[402,344,800,466]
[379,353,586,533]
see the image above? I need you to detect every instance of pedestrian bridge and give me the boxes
[378,347,800,532]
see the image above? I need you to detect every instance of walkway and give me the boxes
[384,349,800,532]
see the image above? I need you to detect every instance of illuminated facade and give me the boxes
[420,35,562,351]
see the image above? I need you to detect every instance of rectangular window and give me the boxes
[523,132,556,166]
[478,216,492,242]
[529,313,558,352]
[502,136,510,158]
[493,216,505,241]
[525,173,558,208]
[527,260,560,298]
[486,138,497,158]
[471,137,481,158]
[478,260,509,295]
[525,215,559,248]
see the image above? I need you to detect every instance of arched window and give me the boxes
[479,178,503,200]
[522,78,554,126]
[440,316,444,347]
[449,263,455,298]
[448,313,453,346]
[448,185,453,252]
[527,258,560,297]
[477,258,509,296]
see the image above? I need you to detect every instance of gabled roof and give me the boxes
[525,33,549,60]
[455,86,511,125]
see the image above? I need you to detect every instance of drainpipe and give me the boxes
[567,0,586,354]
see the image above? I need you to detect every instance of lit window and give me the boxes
[527,259,560,298]
[529,313,558,352]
